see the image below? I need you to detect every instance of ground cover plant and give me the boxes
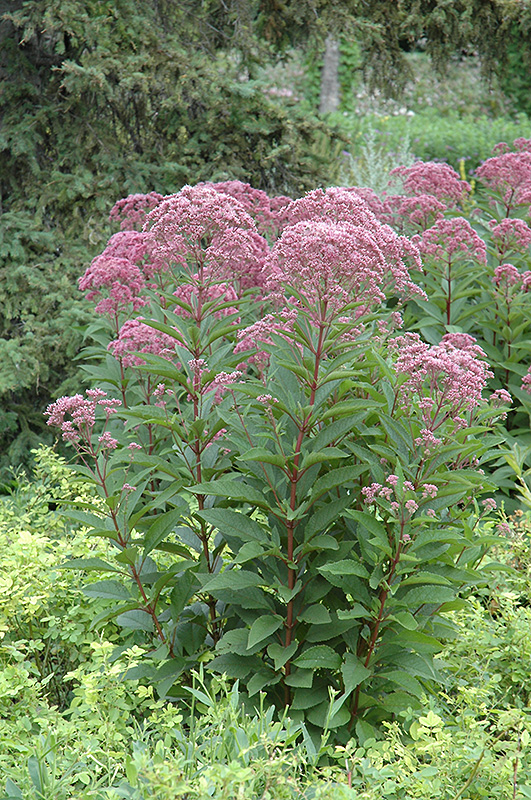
[7,136,531,796]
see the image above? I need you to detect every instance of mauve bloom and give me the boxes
[79,256,148,316]
[266,219,387,319]
[492,263,522,288]
[489,218,531,258]
[200,180,277,238]
[489,389,512,406]
[391,331,493,419]
[389,161,471,204]
[414,218,487,265]
[45,390,121,444]
[108,318,181,367]
[476,146,531,212]
[383,193,446,232]
[109,192,164,231]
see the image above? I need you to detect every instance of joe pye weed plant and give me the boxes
[41,179,512,744]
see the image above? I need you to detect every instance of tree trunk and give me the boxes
[319,35,341,114]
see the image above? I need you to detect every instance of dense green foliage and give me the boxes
[3,447,531,798]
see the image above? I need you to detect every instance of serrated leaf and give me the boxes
[284,668,314,688]
[247,670,279,696]
[267,641,298,670]
[247,614,283,649]
[341,653,371,695]
[189,479,268,507]
[116,609,154,632]
[301,447,348,468]
[318,559,369,578]
[400,585,455,607]
[202,569,264,592]
[82,580,131,601]
[238,447,286,467]
[143,508,183,556]
[198,508,268,543]
[309,464,366,500]
[299,604,331,624]
[234,540,267,563]
[337,604,368,620]
[293,645,342,670]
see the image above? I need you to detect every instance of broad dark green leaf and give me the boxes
[293,645,342,670]
[342,653,371,695]
[247,614,284,649]
[267,641,298,670]
[318,559,369,578]
[82,580,132,601]
[202,569,264,592]
[299,604,331,624]
[198,508,268,543]
[143,508,183,556]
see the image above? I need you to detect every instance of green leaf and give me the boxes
[284,668,314,688]
[198,508,268,543]
[299,604,331,624]
[318,559,369,578]
[380,670,424,697]
[202,569,264,592]
[342,653,371,695]
[390,611,418,630]
[293,645,342,670]
[234,541,267,563]
[267,641,298,670]
[346,509,391,555]
[337,604,369,620]
[247,614,284,649]
[116,609,154,632]
[400,585,456,607]
[82,580,132,601]
[301,447,348,468]
[189,479,268,507]
[209,653,259,679]
[309,464,366,500]
[59,557,122,573]
[143,508,183,556]
[238,447,286,467]
[292,685,328,710]
[247,670,280,696]
[4,778,23,799]
[170,570,197,618]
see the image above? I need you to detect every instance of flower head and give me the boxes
[389,161,471,204]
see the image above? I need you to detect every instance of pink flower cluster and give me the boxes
[109,192,164,231]
[201,180,293,239]
[361,474,438,519]
[45,389,121,445]
[413,218,487,265]
[140,185,270,294]
[489,218,531,258]
[264,188,424,321]
[391,332,493,424]
[476,143,531,213]
[235,307,298,372]
[389,161,471,205]
[522,367,531,394]
[383,194,446,232]
[108,318,181,367]
[78,256,148,318]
